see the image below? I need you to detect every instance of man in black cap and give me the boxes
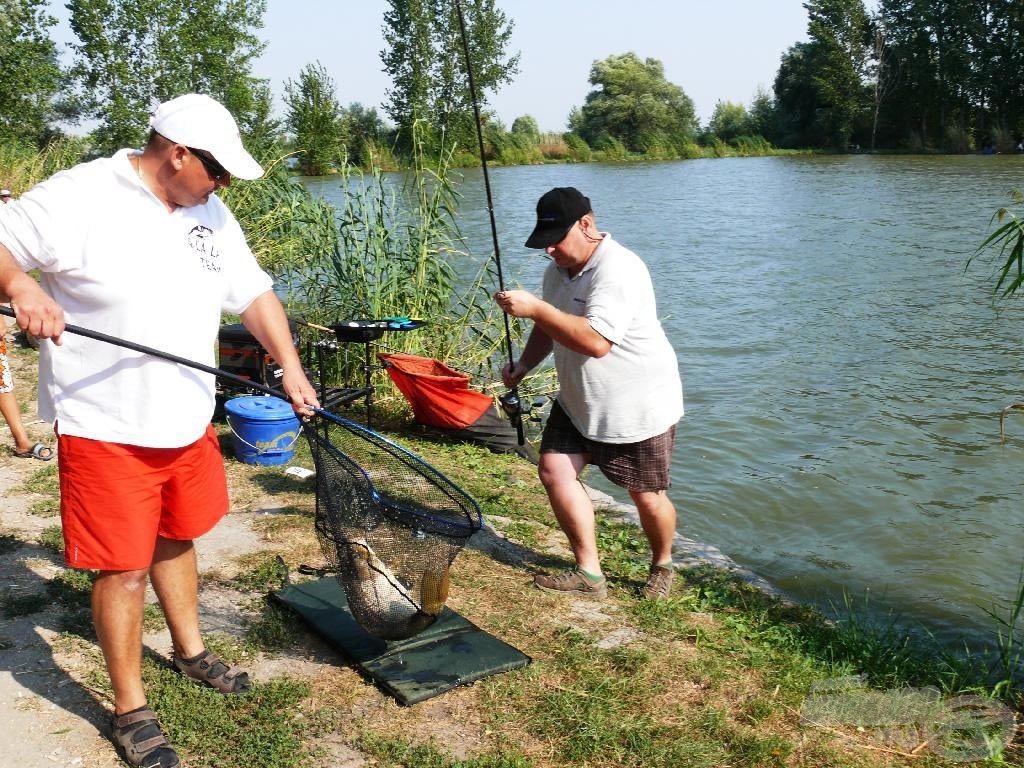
[495,187,684,601]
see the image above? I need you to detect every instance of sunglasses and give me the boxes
[187,147,228,181]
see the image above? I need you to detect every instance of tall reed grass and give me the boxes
[0,138,88,194]
[233,125,550,411]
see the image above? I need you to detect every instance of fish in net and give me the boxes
[303,411,482,640]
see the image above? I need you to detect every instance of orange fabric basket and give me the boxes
[378,353,493,430]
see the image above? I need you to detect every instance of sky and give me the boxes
[49,1,813,132]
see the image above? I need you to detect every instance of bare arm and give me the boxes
[0,243,64,342]
[501,325,554,388]
[494,289,611,359]
[240,291,318,414]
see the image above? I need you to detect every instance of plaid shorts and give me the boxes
[540,400,677,492]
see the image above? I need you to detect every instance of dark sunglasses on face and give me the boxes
[187,147,228,181]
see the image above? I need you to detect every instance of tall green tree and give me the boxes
[747,86,780,144]
[380,0,518,155]
[807,0,871,149]
[339,103,388,168]
[0,0,64,147]
[66,0,271,155]
[707,100,749,142]
[576,52,698,155]
[284,61,344,175]
[510,115,540,144]
[773,0,871,149]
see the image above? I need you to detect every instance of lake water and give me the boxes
[304,155,1024,651]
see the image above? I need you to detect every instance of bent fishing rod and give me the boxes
[453,0,525,446]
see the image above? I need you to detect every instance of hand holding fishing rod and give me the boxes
[454,0,525,445]
[2,275,65,344]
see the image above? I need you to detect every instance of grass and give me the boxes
[2,339,1021,768]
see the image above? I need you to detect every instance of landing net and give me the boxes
[303,411,482,640]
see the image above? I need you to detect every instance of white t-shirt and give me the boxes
[0,149,273,447]
[543,233,683,443]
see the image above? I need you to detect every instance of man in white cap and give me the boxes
[0,94,317,768]
[0,189,11,202]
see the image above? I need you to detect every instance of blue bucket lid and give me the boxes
[224,395,297,420]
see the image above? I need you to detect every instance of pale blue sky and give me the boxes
[50,1,817,131]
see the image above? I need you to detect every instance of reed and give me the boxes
[0,138,87,194]
[970,190,1024,297]
[259,122,544,409]
[980,567,1024,700]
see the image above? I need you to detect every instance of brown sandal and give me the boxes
[173,650,251,694]
[111,707,180,768]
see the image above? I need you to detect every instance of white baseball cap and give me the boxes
[149,94,264,180]
[0,189,11,197]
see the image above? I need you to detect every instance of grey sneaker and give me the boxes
[640,565,674,600]
[534,568,607,599]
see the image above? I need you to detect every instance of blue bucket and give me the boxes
[224,396,300,466]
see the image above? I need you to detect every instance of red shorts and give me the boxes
[58,425,229,570]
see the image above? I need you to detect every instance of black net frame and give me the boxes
[304,410,482,641]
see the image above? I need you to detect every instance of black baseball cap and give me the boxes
[525,187,592,248]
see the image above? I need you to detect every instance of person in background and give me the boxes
[494,187,684,602]
[0,189,52,460]
[0,93,318,768]
[0,318,53,460]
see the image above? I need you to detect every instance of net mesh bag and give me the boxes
[303,412,482,640]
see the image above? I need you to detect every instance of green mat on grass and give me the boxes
[272,576,531,705]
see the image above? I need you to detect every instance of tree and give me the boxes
[747,86,780,143]
[0,0,64,147]
[707,101,749,142]
[380,0,519,155]
[773,0,871,149]
[284,61,344,175]
[805,0,871,149]
[339,103,388,168]
[774,43,827,147]
[510,115,540,144]
[67,0,271,155]
[576,52,698,155]
[867,13,899,150]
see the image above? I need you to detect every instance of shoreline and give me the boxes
[581,482,781,594]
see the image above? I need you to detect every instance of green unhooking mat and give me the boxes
[272,576,531,705]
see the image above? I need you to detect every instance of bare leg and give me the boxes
[92,569,150,715]
[150,537,204,660]
[538,451,603,575]
[0,389,33,454]
[629,489,677,565]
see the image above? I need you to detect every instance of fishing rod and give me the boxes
[0,304,289,400]
[453,0,525,446]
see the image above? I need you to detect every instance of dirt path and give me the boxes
[0,450,304,767]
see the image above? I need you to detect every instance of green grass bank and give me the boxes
[1,337,1020,768]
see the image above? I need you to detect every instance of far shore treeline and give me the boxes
[3,0,1024,177]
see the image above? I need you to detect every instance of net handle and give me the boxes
[0,305,342,422]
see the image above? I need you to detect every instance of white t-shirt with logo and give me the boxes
[0,149,272,447]
[543,233,684,443]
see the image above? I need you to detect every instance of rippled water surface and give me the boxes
[306,155,1024,648]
